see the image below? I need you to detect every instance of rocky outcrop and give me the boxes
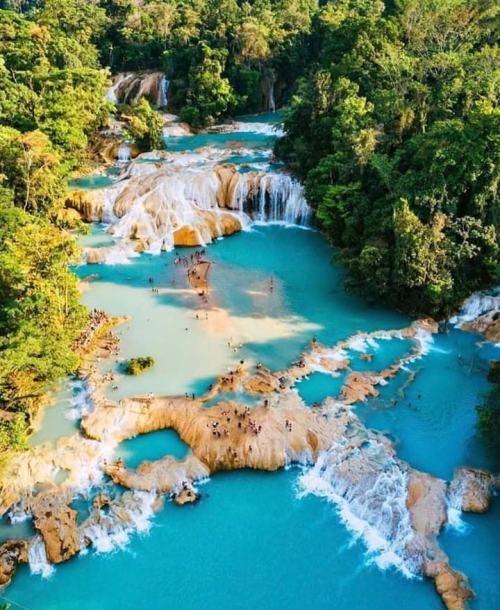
[173,485,200,505]
[0,540,28,587]
[449,467,500,513]
[463,312,500,343]
[105,454,209,493]
[425,561,474,610]
[407,470,448,537]
[106,71,169,108]
[451,291,500,343]
[171,211,241,247]
[162,114,191,137]
[216,165,245,207]
[31,492,80,564]
[65,190,105,222]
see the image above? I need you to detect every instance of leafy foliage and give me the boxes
[97,0,318,123]
[477,361,500,455]
[125,356,156,376]
[277,0,500,315]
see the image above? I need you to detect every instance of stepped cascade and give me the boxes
[74,119,312,264]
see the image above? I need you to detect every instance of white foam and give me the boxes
[297,445,419,578]
[81,491,157,555]
[232,121,284,137]
[66,380,95,421]
[450,290,500,325]
[28,537,55,578]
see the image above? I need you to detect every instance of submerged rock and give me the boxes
[173,485,200,506]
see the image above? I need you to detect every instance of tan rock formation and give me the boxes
[65,190,105,222]
[0,540,28,587]
[173,486,200,505]
[107,71,167,107]
[106,454,208,493]
[463,312,500,343]
[407,470,447,537]
[449,467,500,513]
[215,165,241,207]
[425,561,474,610]
[31,492,80,564]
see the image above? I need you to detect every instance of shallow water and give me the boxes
[8,114,499,610]
[119,429,189,468]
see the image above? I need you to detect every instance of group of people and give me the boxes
[77,308,108,349]
[148,277,160,293]
[174,249,206,267]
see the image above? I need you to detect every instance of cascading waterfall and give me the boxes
[268,79,276,113]
[108,167,229,253]
[80,491,157,556]
[28,536,54,578]
[232,172,311,227]
[298,440,419,577]
[117,142,131,164]
[450,289,500,326]
[86,115,313,263]
[93,162,312,256]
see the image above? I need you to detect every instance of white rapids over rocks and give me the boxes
[298,440,418,577]
[450,289,500,326]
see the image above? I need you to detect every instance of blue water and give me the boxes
[69,170,118,190]
[119,429,189,468]
[296,371,347,404]
[164,131,276,152]
[8,470,444,610]
[8,113,499,610]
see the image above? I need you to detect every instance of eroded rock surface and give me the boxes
[31,492,80,563]
[0,540,28,587]
[449,467,500,513]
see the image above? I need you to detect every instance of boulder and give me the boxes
[0,540,28,587]
[32,493,80,564]
[449,467,500,513]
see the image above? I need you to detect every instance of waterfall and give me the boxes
[117,142,131,164]
[106,166,230,253]
[450,289,500,325]
[157,76,170,108]
[80,491,157,555]
[28,536,55,578]
[232,172,312,227]
[268,79,276,113]
[105,72,168,107]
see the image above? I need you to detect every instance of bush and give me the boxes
[124,356,155,376]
